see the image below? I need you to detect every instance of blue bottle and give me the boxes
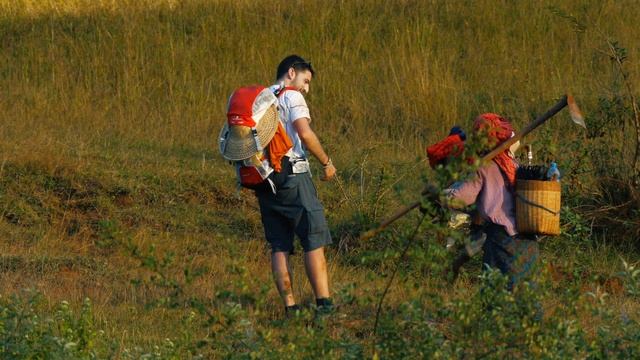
[546,162,560,181]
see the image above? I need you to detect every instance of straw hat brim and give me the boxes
[219,104,279,161]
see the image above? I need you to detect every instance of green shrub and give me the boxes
[0,291,106,359]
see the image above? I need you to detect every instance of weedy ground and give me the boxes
[0,0,639,358]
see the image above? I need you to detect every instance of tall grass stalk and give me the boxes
[1,0,638,162]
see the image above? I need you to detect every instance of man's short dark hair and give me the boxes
[276,55,315,81]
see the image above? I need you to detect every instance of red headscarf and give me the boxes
[473,113,517,186]
[426,134,465,169]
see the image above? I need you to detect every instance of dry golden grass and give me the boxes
[1,0,639,355]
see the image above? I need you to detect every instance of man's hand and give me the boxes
[321,163,336,181]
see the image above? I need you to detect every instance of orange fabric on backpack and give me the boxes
[268,121,293,172]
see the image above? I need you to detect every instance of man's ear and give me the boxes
[287,67,296,80]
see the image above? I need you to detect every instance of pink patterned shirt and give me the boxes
[447,162,518,236]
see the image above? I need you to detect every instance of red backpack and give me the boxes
[219,86,294,191]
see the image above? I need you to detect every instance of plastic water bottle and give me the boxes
[546,162,560,181]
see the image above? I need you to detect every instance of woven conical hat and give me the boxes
[219,105,279,160]
[219,87,279,161]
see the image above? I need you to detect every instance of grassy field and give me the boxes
[1,0,639,358]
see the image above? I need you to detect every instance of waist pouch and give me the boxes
[291,158,310,174]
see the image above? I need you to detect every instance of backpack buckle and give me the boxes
[251,128,263,151]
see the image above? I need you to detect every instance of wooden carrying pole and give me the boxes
[359,95,583,241]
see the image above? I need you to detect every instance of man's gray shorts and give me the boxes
[256,172,332,253]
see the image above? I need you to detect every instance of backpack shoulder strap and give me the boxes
[273,86,297,98]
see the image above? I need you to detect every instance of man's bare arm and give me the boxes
[293,118,336,181]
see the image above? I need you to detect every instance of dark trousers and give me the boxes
[482,223,539,290]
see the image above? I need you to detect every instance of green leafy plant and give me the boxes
[619,257,640,298]
[0,291,107,359]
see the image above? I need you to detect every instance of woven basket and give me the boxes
[515,179,561,235]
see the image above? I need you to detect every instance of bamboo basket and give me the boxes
[515,179,561,235]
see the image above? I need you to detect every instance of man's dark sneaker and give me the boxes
[315,298,335,316]
[285,304,302,318]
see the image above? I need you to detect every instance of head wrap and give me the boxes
[473,113,517,186]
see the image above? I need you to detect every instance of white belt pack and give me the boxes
[291,159,311,174]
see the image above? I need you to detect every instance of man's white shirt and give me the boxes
[269,84,310,160]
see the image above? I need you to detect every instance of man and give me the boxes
[257,55,336,316]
